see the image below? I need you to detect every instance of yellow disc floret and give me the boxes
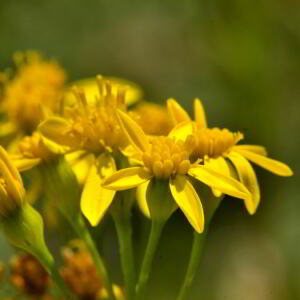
[142,136,191,179]
[188,125,244,161]
[62,76,128,153]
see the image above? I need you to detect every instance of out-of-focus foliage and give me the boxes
[0,0,299,299]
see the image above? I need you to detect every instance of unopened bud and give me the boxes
[0,146,25,217]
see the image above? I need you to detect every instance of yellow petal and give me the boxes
[120,144,143,164]
[64,77,143,107]
[167,98,191,126]
[194,98,207,128]
[12,157,42,172]
[0,160,22,203]
[81,154,116,226]
[232,145,267,156]
[233,148,293,176]
[0,146,22,182]
[168,121,195,142]
[205,157,230,197]
[38,117,80,150]
[228,152,260,214]
[188,165,251,202]
[102,167,152,191]
[66,151,94,185]
[136,181,151,218]
[169,175,204,233]
[117,110,150,153]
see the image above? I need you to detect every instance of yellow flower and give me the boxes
[167,98,293,214]
[60,240,125,300]
[38,76,138,226]
[0,51,66,134]
[129,102,173,136]
[10,132,54,172]
[0,146,25,217]
[63,76,143,107]
[102,110,251,233]
[39,75,132,154]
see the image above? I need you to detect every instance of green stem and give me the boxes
[176,192,221,300]
[72,215,115,300]
[112,212,136,300]
[176,231,207,300]
[35,248,76,300]
[135,220,165,300]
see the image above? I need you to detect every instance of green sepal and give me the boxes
[41,156,81,221]
[146,178,177,222]
[0,203,53,272]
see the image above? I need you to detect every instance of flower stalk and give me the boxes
[176,230,207,300]
[111,197,136,300]
[176,186,223,300]
[72,214,115,300]
[135,219,165,300]
[111,154,136,300]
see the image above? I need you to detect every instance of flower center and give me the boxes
[63,77,128,153]
[188,126,243,161]
[142,136,191,179]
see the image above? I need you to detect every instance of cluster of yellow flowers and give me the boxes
[0,51,293,300]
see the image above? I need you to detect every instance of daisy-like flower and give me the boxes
[38,75,142,226]
[167,98,293,214]
[129,102,173,136]
[0,51,66,136]
[102,110,251,233]
[63,76,143,108]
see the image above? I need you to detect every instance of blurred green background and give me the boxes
[0,0,299,299]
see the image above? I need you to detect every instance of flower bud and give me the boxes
[0,146,25,217]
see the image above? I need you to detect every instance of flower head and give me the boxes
[167,98,293,214]
[60,240,125,300]
[1,51,65,132]
[103,110,251,233]
[38,75,142,226]
[10,254,49,296]
[64,76,143,107]
[39,75,132,154]
[0,146,25,217]
[129,102,173,136]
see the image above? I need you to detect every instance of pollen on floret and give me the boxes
[142,136,191,179]
[189,126,244,161]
